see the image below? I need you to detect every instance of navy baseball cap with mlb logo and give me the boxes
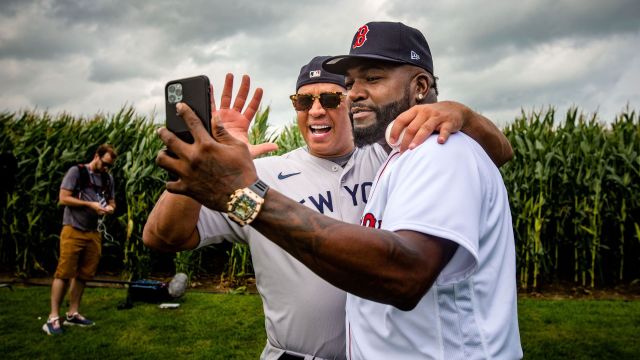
[322,22,434,76]
[296,56,345,92]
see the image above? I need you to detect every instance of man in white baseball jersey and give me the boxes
[320,23,521,360]
[147,52,514,359]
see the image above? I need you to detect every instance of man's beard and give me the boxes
[351,90,412,147]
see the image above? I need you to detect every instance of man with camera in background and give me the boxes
[43,144,117,335]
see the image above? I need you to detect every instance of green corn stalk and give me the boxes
[174,250,198,279]
[223,243,252,285]
[502,106,640,289]
[2,104,639,288]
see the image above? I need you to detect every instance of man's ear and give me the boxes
[413,73,430,102]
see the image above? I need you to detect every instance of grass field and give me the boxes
[519,297,640,359]
[1,286,265,359]
[1,286,638,359]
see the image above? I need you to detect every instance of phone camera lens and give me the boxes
[168,84,176,93]
[169,95,176,103]
[175,88,182,96]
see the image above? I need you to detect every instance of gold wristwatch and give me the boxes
[227,179,270,226]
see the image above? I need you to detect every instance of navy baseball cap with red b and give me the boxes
[322,22,434,76]
[296,56,345,92]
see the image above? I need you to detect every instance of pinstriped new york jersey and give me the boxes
[197,144,387,360]
[347,134,522,360]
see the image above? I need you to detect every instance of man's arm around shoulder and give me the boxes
[456,102,514,166]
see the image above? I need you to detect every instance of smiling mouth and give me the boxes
[310,124,331,135]
[350,107,375,124]
[350,106,374,117]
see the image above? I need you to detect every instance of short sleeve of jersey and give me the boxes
[60,166,80,191]
[382,135,481,285]
[196,206,248,247]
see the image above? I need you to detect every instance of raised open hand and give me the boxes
[212,73,278,157]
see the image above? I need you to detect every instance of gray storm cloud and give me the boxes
[0,0,638,126]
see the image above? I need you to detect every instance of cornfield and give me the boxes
[0,106,638,290]
[502,107,640,289]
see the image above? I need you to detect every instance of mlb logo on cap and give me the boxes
[323,21,434,76]
[295,56,345,92]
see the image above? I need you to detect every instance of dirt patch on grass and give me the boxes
[3,273,638,299]
[518,282,640,300]
[0,272,258,294]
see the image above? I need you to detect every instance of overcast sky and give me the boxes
[1,0,638,130]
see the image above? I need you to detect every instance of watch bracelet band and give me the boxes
[249,179,269,198]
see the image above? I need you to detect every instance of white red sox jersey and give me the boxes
[348,133,522,360]
[197,145,388,360]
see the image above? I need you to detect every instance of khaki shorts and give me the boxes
[54,225,102,280]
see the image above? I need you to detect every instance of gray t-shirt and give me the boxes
[197,145,388,360]
[61,164,115,231]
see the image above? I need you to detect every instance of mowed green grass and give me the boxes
[0,286,265,359]
[1,286,638,359]
[518,297,640,359]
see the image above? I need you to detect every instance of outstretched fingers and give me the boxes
[220,73,234,109]
[232,74,251,112]
[243,87,263,122]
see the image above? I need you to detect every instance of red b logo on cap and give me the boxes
[352,25,369,49]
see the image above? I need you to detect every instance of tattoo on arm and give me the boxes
[251,189,457,310]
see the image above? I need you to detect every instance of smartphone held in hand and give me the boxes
[165,75,212,143]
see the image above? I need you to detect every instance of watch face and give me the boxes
[231,194,258,220]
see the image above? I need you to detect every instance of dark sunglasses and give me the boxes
[289,92,346,111]
[100,158,114,169]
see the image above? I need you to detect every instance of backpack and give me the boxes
[75,164,111,198]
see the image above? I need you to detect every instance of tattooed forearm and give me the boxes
[253,190,347,264]
[251,189,457,309]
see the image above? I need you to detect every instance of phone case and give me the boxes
[165,75,212,144]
